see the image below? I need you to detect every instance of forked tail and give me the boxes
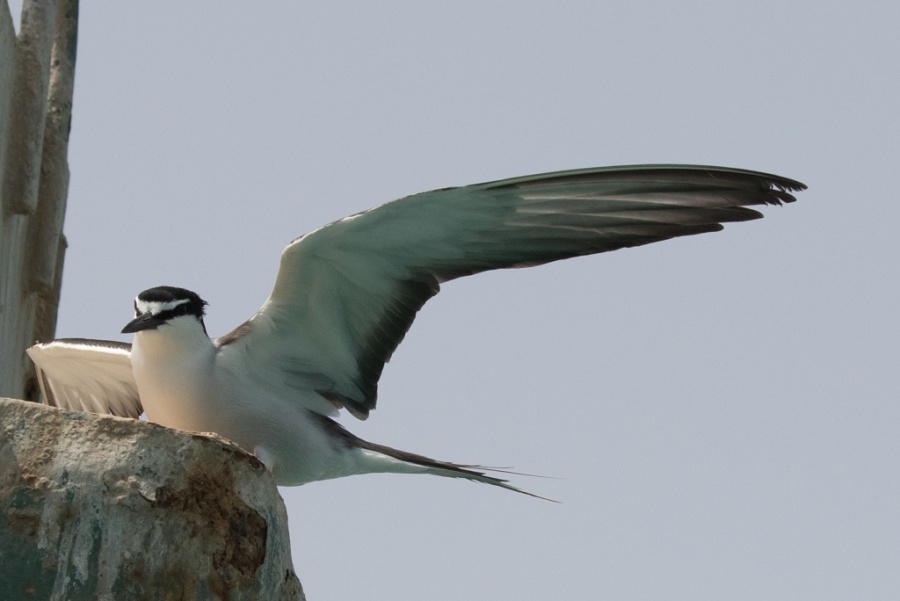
[310,411,557,501]
[357,438,558,502]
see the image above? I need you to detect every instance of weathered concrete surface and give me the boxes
[0,397,304,600]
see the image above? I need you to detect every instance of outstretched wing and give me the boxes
[217,164,805,420]
[27,339,142,418]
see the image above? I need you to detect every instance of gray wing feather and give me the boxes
[223,164,805,420]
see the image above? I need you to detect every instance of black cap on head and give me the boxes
[122,286,208,334]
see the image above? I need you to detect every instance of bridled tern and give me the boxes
[27,164,805,496]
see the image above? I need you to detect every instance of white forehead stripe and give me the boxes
[136,297,190,315]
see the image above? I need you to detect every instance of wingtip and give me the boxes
[768,178,807,204]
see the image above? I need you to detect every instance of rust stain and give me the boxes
[152,467,267,592]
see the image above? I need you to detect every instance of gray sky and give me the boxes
[9,2,900,599]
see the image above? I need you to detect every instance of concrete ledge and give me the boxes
[0,397,304,600]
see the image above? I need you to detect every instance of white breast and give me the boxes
[130,319,219,432]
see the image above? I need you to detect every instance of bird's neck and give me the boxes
[131,317,216,365]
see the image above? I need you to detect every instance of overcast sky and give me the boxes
[8,2,900,599]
